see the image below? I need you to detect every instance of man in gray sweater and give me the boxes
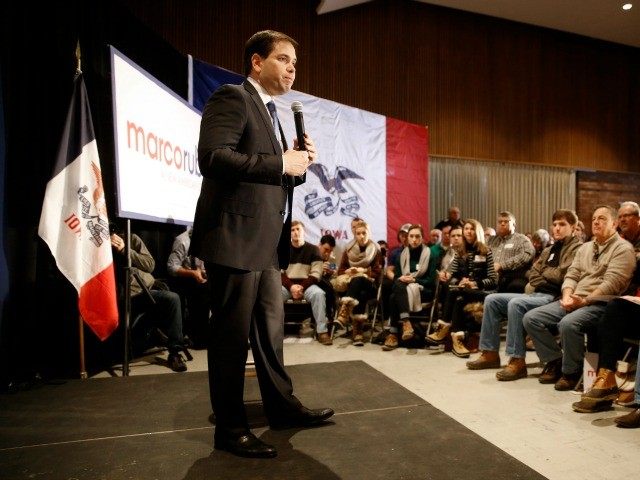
[523,205,636,391]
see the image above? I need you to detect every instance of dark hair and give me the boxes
[243,30,298,76]
[552,209,578,225]
[319,234,336,248]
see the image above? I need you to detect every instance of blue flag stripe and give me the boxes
[50,73,96,179]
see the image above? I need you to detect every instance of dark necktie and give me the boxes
[266,101,280,134]
[267,101,289,221]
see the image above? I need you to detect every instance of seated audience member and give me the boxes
[613,337,640,428]
[427,219,497,358]
[111,227,188,372]
[281,221,332,346]
[572,295,640,413]
[531,229,552,258]
[466,210,581,378]
[166,226,210,348]
[382,225,443,351]
[487,211,535,293]
[317,234,338,322]
[334,220,384,346]
[377,240,389,263]
[439,225,456,271]
[382,223,412,321]
[523,205,636,391]
[427,229,442,247]
[435,206,465,231]
[618,201,640,250]
[575,220,587,242]
[432,226,464,319]
[484,226,496,239]
[571,201,640,412]
[386,223,411,280]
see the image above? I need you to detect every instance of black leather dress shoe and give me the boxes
[214,433,277,458]
[614,408,640,428]
[270,406,335,430]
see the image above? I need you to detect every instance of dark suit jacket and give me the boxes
[190,80,304,271]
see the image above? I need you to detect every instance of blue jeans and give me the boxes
[479,292,554,358]
[523,300,606,375]
[281,284,328,333]
[133,289,185,353]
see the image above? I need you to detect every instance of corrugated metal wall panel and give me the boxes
[429,156,576,234]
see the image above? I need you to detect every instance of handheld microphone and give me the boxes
[290,101,306,151]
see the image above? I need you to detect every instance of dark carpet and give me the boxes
[0,361,547,480]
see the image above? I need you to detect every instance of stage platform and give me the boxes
[0,361,546,479]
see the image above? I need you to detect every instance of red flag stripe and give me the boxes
[386,117,429,243]
[78,264,119,341]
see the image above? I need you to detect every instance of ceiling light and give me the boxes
[622,3,633,10]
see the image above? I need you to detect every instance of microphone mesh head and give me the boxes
[291,101,303,113]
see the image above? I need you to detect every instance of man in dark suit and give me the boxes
[190,30,333,459]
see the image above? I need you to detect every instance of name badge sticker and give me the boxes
[504,243,514,249]
[474,255,486,262]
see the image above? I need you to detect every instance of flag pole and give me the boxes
[75,40,88,380]
[123,219,132,376]
[78,316,88,379]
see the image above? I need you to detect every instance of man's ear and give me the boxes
[251,53,263,74]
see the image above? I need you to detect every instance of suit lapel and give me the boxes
[244,80,282,155]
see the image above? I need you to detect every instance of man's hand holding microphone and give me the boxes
[283,101,317,176]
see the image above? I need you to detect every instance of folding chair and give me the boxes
[368,270,387,343]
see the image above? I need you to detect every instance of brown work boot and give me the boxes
[538,357,562,384]
[582,368,618,401]
[382,333,399,351]
[554,372,581,391]
[496,357,527,381]
[572,398,613,413]
[426,320,451,345]
[401,320,414,341]
[451,331,470,358]
[467,350,500,370]
[351,314,367,346]
[614,408,640,428]
[317,332,333,346]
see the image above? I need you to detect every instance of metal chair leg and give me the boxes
[426,279,441,335]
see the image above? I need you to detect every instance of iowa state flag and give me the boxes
[38,73,119,341]
[191,58,428,245]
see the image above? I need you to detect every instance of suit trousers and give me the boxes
[206,263,302,438]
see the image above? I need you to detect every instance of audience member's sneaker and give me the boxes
[168,353,187,372]
[317,332,333,346]
[496,358,527,381]
[538,357,562,384]
[382,333,398,351]
[401,320,414,341]
[467,350,500,370]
